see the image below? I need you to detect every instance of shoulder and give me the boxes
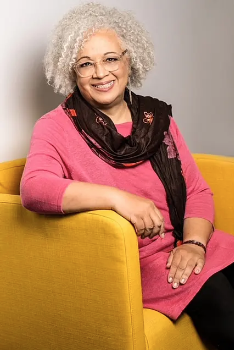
[33,104,71,139]
[37,104,69,128]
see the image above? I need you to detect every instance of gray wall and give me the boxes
[1,0,234,162]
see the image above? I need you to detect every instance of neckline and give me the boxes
[115,121,133,126]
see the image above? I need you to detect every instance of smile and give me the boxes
[92,81,115,91]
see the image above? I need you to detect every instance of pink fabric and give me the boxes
[21,105,234,319]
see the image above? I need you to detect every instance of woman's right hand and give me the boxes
[112,191,165,239]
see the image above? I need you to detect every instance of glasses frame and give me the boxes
[74,49,128,78]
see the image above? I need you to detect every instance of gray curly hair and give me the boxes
[44,2,155,95]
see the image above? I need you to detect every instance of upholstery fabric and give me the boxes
[0,158,25,195]
[193,154,234,235]
[0,154,233,350]
[143,309,208,350]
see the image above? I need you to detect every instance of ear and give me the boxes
[127,63,132,82]
[127,56,132,72]
[128,69,133,85]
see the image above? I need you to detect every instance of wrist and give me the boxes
[109,188,124,211]
[183,240,207,253]
[183,234,208,247]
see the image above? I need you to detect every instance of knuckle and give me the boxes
[169,268,176,275]
[130,215,138,224]
[138,227,145,233]
[172,253,181,261]
[197,263,204,269]
[187,262,196,269]
[153,228,160,235]
[171,262,179,269]
[146,200,154,208]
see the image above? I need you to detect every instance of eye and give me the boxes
[105,57,119,63]
[78,61,94,68]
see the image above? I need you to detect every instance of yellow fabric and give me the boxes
[0,201,145,350]
[143,309,209,350]
[0,158,25,195]
[193,154,234,235]
[0,154,233,350]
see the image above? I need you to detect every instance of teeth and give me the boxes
[94,81,114,89]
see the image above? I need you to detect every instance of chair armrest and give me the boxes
[0,194,146,350]
[193,154,234,235]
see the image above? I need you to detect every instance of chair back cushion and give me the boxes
[0,158,26,195]
[193,154,234,235]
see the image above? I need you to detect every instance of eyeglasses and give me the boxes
[74,49,128,78]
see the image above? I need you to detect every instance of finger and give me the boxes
[153,206,164,222]
[166,251,174,268]
[142,217,155,238]
[194,258,205,275]
[180,256,205,285]
[133,218,145,236]
[149,225,160,239]
[168,252,181,284]
[149,212,163,238]
[152,207,165,238]
[171,259,189,288]
[158,219,165,238]
[142,228,154,239]
[149,221,164,239]
[179,260,197,285]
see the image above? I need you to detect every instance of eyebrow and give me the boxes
[77,51,119,62]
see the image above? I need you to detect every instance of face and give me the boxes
[75,30,130,109]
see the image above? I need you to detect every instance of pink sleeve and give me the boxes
[169,118,215,224]
[20,116,73,214]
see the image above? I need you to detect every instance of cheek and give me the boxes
[119,66,130,84]
[76,77,90,92]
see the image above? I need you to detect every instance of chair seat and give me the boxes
[143,308,207,350]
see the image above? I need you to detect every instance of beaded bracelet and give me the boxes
[183,240,207,253]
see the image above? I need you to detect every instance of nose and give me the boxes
[92,62,109,79]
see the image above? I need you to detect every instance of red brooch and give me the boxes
[96,116,107,126]
[143,112,154,125]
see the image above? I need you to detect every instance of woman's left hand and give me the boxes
[166,244,206,289]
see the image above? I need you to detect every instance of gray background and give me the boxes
[1,0,234,162]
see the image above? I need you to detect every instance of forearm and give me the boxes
[62,181,120,213]
[183,218,213,246]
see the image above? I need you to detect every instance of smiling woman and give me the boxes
[74,31,131,122]
[20,2,234,349]
[44,3,154,96]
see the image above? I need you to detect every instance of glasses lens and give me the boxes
[103,57,120,72]
[77,62,94,77]
[76,54,123,77]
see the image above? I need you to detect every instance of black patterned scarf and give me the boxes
[62,86,186,244]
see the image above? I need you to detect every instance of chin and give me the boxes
[92,94,119,107]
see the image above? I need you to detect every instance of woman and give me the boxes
[21,3,234,349]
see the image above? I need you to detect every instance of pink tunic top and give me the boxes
[20,105,234,320]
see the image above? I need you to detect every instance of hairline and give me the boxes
[44,3,155,95]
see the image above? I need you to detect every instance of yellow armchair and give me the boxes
[0,155,233,350]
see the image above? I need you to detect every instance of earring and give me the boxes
[128,81,132,104]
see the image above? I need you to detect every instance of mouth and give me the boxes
[92,80,115,91]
